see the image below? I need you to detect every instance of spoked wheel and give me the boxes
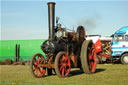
[30,53,46,78]
[55,52,71,78]
[81,40,97,74]
[88,42,97,72]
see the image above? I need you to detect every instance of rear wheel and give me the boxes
[80,40,97,73]
[30,53,46,78]
[121,53,128,64]
[55,52,71,78]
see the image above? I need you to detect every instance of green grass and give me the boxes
[0,64,128,85]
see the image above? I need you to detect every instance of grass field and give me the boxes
[0,64,128,85]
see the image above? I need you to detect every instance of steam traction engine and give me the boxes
[30,2,97,78]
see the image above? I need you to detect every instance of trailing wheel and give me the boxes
[121,53,128,64]
[30,53,46,78]
[81,40,97,73]
[55,52,71,78]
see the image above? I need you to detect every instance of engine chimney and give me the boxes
[47,2,56,40]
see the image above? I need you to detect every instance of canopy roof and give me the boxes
[115,26,128,35]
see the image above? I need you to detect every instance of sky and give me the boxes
[1,0,128,40]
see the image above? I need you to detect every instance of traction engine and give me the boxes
[30,2,97,78]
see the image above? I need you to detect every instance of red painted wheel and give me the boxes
[81,40,97,73]
[88,43,97,72]
[55,52,71,78]
[30,53,46,78]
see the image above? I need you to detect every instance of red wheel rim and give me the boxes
[58,54,71,77]
[88,44,97,72]
[32,54,46,77]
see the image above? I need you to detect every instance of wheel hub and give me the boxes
[62,63,66,67]
[123,56,128,63]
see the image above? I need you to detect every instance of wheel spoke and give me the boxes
[36,68,39,76]
[67,69,70,74]
[89,55,92,60]
[89,47,92,53]
[33,63,37,66]
[59,63,63,66]
[40,58,44,64]
[66,60,70,66]
[91,62,94,67]
[64,56,68,63]
[89,49,92,60]
[62,68,65,76]
[59,66,63,71]
[59,57,63,62]
[91,62,94,70]
[92,49,95,56]
[62,55,65,61]
[39,68,42,73]
[33,67,37,72]
[89,48,95,61]
[66,63,70,67]
[64,67,67,73]
[89,61,94,70]
[88,45,95,71]
[33,63,37,68]
[38,56,40,64]
[35,59,38,65]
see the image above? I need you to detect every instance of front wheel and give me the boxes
[30,53,46,78]
[121,53,128,64]
[55,52,71,78]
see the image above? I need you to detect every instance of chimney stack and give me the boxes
[47,2,56,40]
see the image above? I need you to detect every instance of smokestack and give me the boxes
[47,2,56,40]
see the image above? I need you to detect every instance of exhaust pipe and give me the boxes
[47,2,56,40]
